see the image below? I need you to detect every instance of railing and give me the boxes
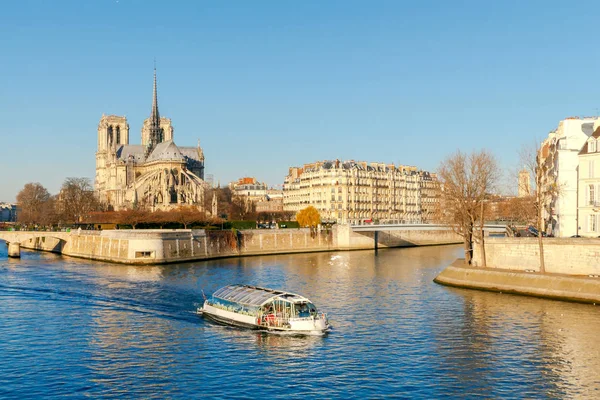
[351,223,510,235]
[257,312,327,328]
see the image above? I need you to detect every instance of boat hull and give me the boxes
[200,309,261,330]
[199,303,329,334]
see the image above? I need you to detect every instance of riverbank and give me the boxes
[434,259,600,304]
[2,225,462,264]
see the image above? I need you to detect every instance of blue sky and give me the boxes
[2,0,600,201]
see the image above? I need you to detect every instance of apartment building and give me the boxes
[230,177,284,214]
[541,117,598,237]
[578,125,600,236]
[283,160,439,224]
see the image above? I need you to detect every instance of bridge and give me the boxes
[349,223,511,250]
[350,223,511,235]
[0,231,71,257]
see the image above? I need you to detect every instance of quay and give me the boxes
[435,237,600,304]
[0,224,467,265]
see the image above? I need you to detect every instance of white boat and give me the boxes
[198,284,330,334]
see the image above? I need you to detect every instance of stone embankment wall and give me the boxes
[16,228,338,264]
[434,260,600,304]
[472,237,600,276]
[3,224,462,264]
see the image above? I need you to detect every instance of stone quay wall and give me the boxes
[472,237,600,276]
[434,260,600,304]
[3,224,462,264]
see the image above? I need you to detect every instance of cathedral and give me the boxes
[95,69,206,211]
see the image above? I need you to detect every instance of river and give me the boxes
[1,244,599,399]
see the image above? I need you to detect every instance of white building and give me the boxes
[283,160,439,224]
[542,117,598,237]
[577,124,600,237]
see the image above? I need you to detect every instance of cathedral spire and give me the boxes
[146,64,162,155]
[151,65,160,125]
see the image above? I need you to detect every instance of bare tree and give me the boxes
[57,178,100,224]
[230,195,256,220]
[519,143,560,273]
[115,208,148,229]
[38,196,60,228]
[437,150,500,265]
[171,205,206,229]
[281,210,295,221]
[147,210,170,228]
[16,182,51,225]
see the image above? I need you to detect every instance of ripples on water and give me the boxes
[1,245,600,399]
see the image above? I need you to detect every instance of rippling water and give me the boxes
[1,244,600,399]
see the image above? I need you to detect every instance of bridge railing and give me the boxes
[350,223,511,236]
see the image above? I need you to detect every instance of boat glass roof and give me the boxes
[212,285,304,306]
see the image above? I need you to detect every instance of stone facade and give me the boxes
[230,177,284,214]
[95,69,206,211]
[577,124,600,236]
[283,160,439,224]
[540,117,598,237]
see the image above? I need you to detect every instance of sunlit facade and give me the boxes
[283,160,439,224]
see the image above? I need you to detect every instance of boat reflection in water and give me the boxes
[198,284,330,335]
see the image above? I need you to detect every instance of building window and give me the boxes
[590,140,597,153]
[590,215,597,232]
[589,184,595,205]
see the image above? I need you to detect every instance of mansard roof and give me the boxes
[579,126,600,155]
[302,159,421,174]
[146,140,185,162]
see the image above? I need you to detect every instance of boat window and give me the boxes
[208,297,259,316]
[293,302,317,317]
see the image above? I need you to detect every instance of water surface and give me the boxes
[1,245,599,399]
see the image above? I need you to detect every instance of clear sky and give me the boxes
[2,0,600,202]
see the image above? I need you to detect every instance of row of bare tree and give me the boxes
[17,178,101,226]
[15,179,296,228]
[437,145,555,273]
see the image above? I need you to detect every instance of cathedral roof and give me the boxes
[116,145,146,162]
[146,140,185,162]
[179,146,204,162]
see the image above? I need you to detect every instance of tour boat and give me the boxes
[198,284,330,334]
